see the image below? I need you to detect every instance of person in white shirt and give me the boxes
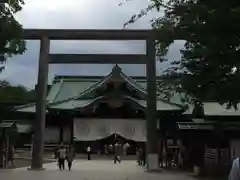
[229,157,240,180]
[58,145,66,170]
[87,145,91,160]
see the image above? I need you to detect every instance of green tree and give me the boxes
[0,0,26,73]
[0,80,35,104]
[123,0,240,107]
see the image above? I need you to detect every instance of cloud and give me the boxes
[0,0,183,88]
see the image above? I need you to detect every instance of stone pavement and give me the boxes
[0,160,202,180]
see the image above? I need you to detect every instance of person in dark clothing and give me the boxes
[114,142,122,164]
[167,149,173,168]
[141,146,146,166]
[158,153,163,168]
[114,155,121,163]
[7,145,15,168]
[137,148,142,165]
[66,146,75,171]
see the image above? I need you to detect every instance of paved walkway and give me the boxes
[1,160,203,180]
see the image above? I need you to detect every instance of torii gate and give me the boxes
[23,29,159,171]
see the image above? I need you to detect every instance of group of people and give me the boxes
[89,142,125,164]
[136,147,185,168]
[158,148,184,168]
[55,143,187,171]
[0,144,15,169]
[104,144,114,155]
[55,144,75,171]
[104,142,130,156]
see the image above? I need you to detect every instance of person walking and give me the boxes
[141,146,146,166]
[137,147,143,165]
[58,145,66,170]
[229,157,240,180]
[66,146,75,171]
[158,152,163,168]
[166,148,173,168]
[7,145,15,168]
[114,142,122,164]
[87,145,91,160]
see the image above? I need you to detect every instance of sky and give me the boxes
[0,0,184,89]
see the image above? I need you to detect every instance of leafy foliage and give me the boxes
[0,0,26,71]
[123,0,240,107]
[0,80,35,104]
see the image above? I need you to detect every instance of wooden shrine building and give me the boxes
[15,65,184,148]
[12,65,240,175]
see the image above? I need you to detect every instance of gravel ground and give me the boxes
[1,160,223,180]
[1,158,54,169]
[14,159,54,168]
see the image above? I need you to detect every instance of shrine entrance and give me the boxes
[23,29,159,170]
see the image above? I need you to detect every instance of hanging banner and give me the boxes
[74,118,146,142]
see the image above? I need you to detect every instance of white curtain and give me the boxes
[74,118,146,142]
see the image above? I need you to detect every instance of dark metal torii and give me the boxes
[23,29,158,170]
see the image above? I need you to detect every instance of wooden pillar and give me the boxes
[146,38,158,170]
[31,36,50,170]
[59,123,63,143]
[70,118,74,144]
